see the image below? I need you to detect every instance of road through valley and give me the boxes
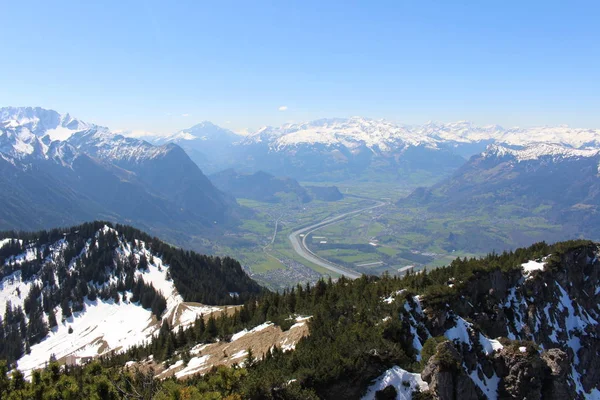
[288,199,387,279]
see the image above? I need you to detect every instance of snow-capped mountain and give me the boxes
[415,120,600,148]
[239,118,600,157]
[0,221,261,376]
[154,117,466,180]
[246,117,440,152]
[404,137,600,244]
[0,107,173,165]
[154,116,600,181]
[482,142,600,163]
[155,121,242,145]
[153,122,245,174]
[0,107,236,236]
[0,106,90,142]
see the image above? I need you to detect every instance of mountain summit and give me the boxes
[0,107,236,238]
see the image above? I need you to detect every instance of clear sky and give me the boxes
[1,0,598,134]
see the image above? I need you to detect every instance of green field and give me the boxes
[207,181,566,289]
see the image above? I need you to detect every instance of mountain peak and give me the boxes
[482,142,600,162]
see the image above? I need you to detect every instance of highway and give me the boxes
[288,199,387,279]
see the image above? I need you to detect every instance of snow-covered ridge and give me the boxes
[246,117,440,152]
[0,226,223,377]
[4,107,600,161]
[417,121,600,148]
[0,107,176,165]
[242,117,600,155]
[376,252,600,399]
[482,142,600,162]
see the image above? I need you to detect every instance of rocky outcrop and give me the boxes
[492,346,573,400]
[421,342,481,400]
[422,342,574,400]
[493,345,546,400]
[541,349,571,400]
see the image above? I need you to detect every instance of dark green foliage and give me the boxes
[412,387,435,400]
[420,336,447,368]
[0,221,263,365]
[433,344,460,372]
[376,385,398,400]
[0,238,594,399]
[305,185,343,201]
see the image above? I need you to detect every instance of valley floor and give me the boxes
[204,181,580,290]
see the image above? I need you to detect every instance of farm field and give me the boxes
[205,181,565,290]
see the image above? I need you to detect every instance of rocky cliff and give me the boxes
[375,241,600,399]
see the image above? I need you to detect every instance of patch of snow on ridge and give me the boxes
[175,355,211,379]
[522,259,546,278]
[383,289,406,304]
[0,271,37,313]
[482,143,600,162]
[45,126,76,141]
[445,316,473,348]
[362,366,428,400]
[17,297,156,377]
[0,238,15,249]
[479,333,504,355]
[230,322,275,342]
[469,368,500,400]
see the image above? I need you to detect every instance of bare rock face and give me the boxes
[541,349,570,400]
[421,342,481,400]
[577,336,600,393]
[421,341,578,400]
[493,346,574,400]
[493,346,545,400]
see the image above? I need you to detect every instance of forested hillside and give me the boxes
[2,239,597,399]
[0,221,262,367]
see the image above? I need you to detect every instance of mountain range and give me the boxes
[151,117,600,180]
[404,141,600,243]
[0,107,236,239]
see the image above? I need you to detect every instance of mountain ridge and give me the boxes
[0,107,237,237]
[0,221,262,374]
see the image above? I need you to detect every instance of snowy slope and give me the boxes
[362,366,428,400]
[246,117,440,152]
[0,107,174,166]
[482,142,600,162]
[376,251,600,399]
[0,225,225,377]
[242,117,600,158]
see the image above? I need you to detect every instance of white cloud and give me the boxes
[278,106,288,111]
[181,113,190,117]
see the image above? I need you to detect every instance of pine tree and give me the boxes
[47,309,57,329]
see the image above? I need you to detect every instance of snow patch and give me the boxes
[469,368,500,400]
[174,355,211,378]
[362,366,429,400]
[522,259,545,278]
[17,297,157,376]
[479,333,503,355]
[445,317,472,349]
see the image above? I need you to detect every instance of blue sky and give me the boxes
[1,0,598,133]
